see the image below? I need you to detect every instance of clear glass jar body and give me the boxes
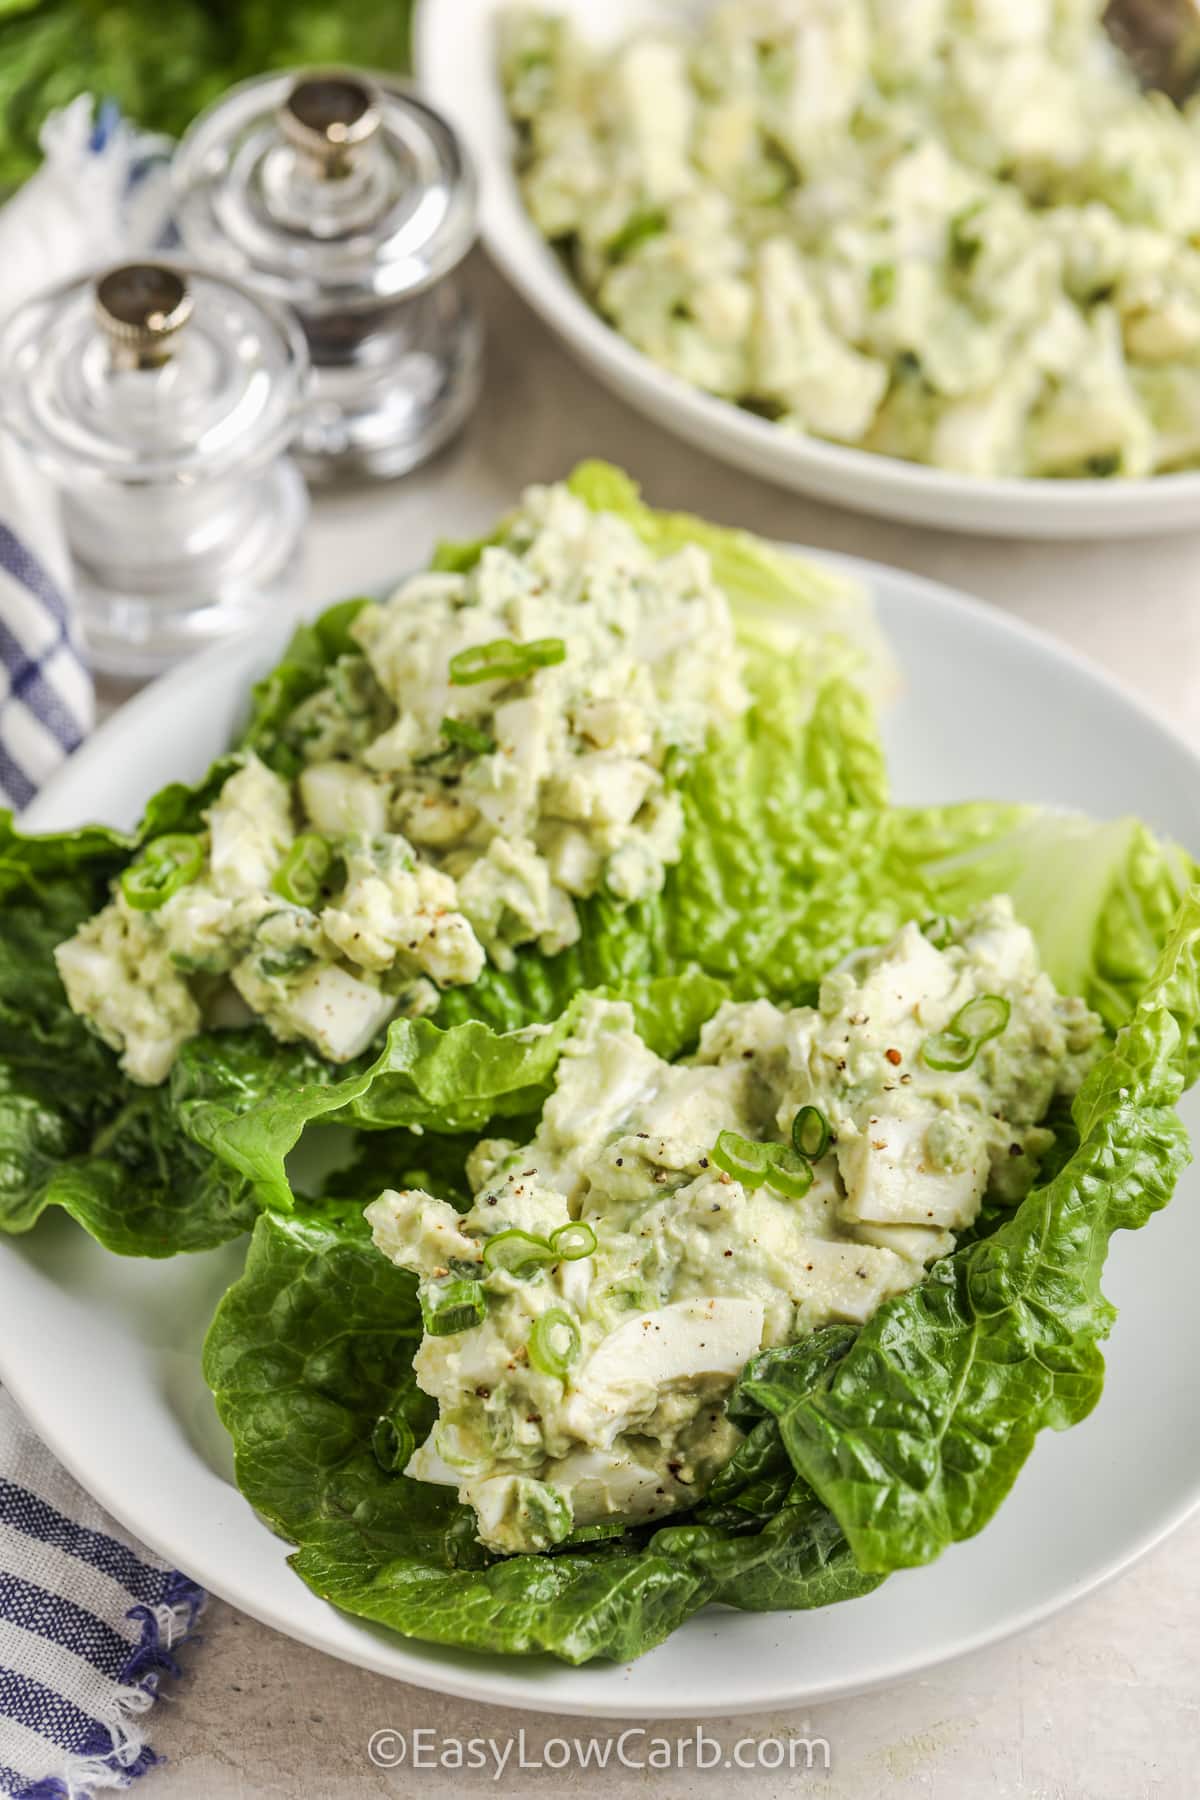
[0,261,310,674]
[173,71,482,482]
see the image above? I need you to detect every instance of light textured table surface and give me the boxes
[136,259,1199,1797]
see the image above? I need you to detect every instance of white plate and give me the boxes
[416,0,1200,540]
[4,554,1200,1717]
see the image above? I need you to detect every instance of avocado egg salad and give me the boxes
[4,462,1200,1664]
[368,902,1103,1556]
[54,480,749,1084]
[503,1,1200,478]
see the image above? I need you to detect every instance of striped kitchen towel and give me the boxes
[0,95,172,813]
[0,435,92,815]
[0,1390,204,1800]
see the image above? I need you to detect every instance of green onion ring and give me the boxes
[420,1276,486,1337]
[528,1307,581,1378]
[448,636,567,686]
[272,833,332,908]
[120,833,205,911]
[791,1105,831,1162]
[923,993,1011,1071]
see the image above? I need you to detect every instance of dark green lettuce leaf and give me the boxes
[0,810,257,1254]
[0,546,873,1258]
[201,875,1200,1658]
[0,0,414,190]
[4,462,1196,1273]
[737,887,1200,1573]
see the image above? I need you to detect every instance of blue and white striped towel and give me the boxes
[0,1392,204,1800]
[0,435,92,815]
[0,95,173,815]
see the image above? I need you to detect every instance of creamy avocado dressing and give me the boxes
[368,897,1103,1555]
[504,0,1200,477]
[55,482,746,1083]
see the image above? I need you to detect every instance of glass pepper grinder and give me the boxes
[0,260,310,675]
[172,68,482,482]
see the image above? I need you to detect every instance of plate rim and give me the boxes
[414,0,1200,538]
[7,546,1200,1714]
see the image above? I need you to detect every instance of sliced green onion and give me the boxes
[791,1105,831,1162]
[952,994,1011,1041]
[711,1130,813,1199]
[481,1222,597,1277]
[528,1307,581,1378]
[764,1148,814,1200]
[257,945,315,978]
[371,1413,415,1474]
[868,261,896,308]
[482,1229,555,1277]
[272,833,332,908]
[711,1130,774,1186]
[440,716,495,755]
[558,1520,628,1548]
[448,636,567,686]
[550,1221,596,1261]
[606,206,667,261]
[920,914,953,949]
[923,993,1011,1072]
[420,1276,486,1337]
[922,1034,976,1072]
[120,833,204,911]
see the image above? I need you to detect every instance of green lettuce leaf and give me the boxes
[0,810,257,1254]
[203,875,1200,1659]
[0,456,881,1255]
[203,1193,879,1662]
[5,462,1195,1272]
[175,971,726,1215]
[0,0,414,190]
[238,598,371,770]
[893,803,1198,1032]
[738,887,1200,1573]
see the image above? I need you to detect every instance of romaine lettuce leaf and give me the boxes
[0,474,878,1255]
[891,804,1198,1032]
[736,886,1200,1573]
[202,1192,879,1663]
[3,463,1196,1272]
[0,810,258,1254]
[175,971,727,1215]
[204,882,1200,1660]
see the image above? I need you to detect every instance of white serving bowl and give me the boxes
[417,0,1200,539]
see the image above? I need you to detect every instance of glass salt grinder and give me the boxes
[0,260,310,675]
[172,68,482,482]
